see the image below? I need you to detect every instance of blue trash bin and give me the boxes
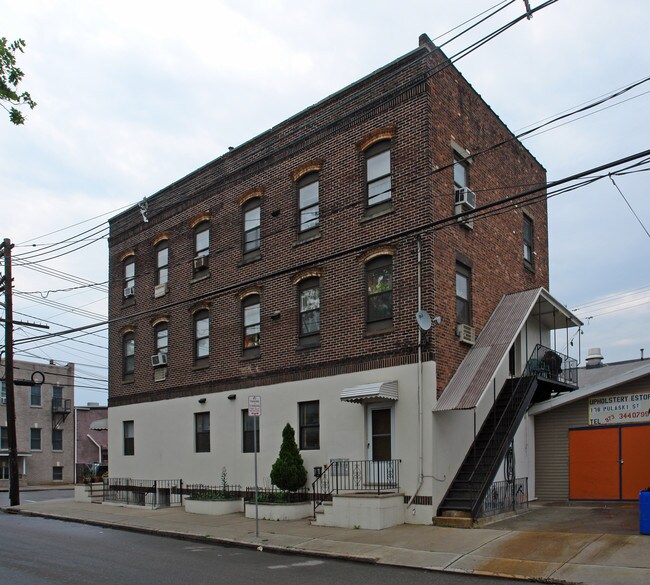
[641,490,650,535]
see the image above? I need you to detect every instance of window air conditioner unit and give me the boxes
[123,286,135,298]
[454,187,476,210]
[456,323,476,345]
[193,255,209,271]
[151,353,168,367]
[154,283,168,298]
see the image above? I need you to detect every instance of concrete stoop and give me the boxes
[311,493,405,530]
[73,483,103,504]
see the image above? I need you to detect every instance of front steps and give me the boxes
[311,493,405,530]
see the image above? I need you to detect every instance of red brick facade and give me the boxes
[108,36,548,407]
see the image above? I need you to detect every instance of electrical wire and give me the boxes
[13,147,650,349]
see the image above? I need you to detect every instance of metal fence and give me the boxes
[478,477,528,518]
[184,483,243,500]
[102,478,183,508]
[244,485,310,503]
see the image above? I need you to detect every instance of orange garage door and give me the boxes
[569,427,619,500]
[621,425,650,500]
[569,424,650,500]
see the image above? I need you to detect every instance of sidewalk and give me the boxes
[4,498,650,585]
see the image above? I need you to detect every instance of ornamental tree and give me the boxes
[270,423,308,492]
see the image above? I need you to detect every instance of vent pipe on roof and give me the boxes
[586,347,604,368]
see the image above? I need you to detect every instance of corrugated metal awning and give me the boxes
[340,381,398,403]
[435,287,582,412]
[89,418,108,430]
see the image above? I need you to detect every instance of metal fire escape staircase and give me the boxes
[437,345,578,521]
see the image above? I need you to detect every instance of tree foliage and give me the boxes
[270,423,308,492]
[0,37,36,125]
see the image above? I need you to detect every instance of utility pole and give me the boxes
[1,238,20,506]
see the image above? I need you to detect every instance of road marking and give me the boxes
[268,560,324,570]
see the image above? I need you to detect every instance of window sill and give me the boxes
[239,251,261,266]
[296,341,321,350]
[241,349,261,361]
[293,230,321,247]
[191,270,211,283]
[361,202,394,223]
[365,325,394,337]
[30,405,43,409]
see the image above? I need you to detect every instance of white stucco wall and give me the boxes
[108,362,437,503]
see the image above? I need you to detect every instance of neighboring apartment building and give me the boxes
[0,360,74,486]
[107,35,581,524]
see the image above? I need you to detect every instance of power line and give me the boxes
[608,175,650,239]
[14,147,650,348]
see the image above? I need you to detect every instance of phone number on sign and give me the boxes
[603,410,650,424]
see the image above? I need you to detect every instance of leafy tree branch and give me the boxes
[0,37,37,125]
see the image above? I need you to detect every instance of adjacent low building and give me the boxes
[1,360,75,486]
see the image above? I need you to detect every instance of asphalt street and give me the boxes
[0,511,527,585]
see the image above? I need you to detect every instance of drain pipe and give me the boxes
[408,235,424,509]
[87,434,102,464]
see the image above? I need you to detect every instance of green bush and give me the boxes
[270,423,307,492]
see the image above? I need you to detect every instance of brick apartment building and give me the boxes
[1,360,74,486]
[107,35,581,525]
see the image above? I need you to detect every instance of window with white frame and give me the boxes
[298,277,320,346]
[456,262,471,325]
[124,257,135,297]
[298,173,319,233]
[123,332,135,380]
[366,141,392,208]
[242,295,261,356]
[154,322,168,358]
[155,240,169,285]
[123,420,134,456]
[242,199,261,258]
[194,310,209,362]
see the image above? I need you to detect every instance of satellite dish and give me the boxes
[416,309,432,331]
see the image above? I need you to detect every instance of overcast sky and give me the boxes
[1,0,649,406]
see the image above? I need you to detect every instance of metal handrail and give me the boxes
[311,459,400,515]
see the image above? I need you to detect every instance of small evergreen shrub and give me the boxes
[270,423,308,492]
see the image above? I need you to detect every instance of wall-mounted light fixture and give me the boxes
[271,311,281,320]
[198,398,207,404]
[227,394,236,401]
